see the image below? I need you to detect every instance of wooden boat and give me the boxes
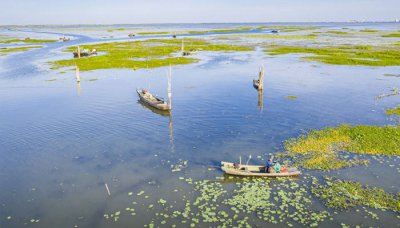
[253,79,260,89]
[253,66,264,90]
[136,89,171,111]
[73,48,97,58]
[271,30,280,33]
[221,161,301,177]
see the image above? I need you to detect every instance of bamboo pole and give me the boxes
[181,39,184,53]
[105,183,111,196]
[258,66,264,90]
[77,46,81,59]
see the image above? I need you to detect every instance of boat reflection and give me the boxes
[137,100,174,152]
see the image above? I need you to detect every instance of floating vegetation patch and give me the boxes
[265,45,400,66]
[311,177,400,213]
[283,124,399,170]
[0,38,57,44]
[50,39,253,71]
[118,177,331,227]
[170,159,188,172]
[385,105,400,116]
[0,46,42,55]
[286,95,298,100]
[327,31,348,35]
[382,33,400,38]
[384,73,400,77]
[360,29,378,33]
[376,88,400,99]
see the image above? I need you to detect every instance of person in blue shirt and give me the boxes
[265,159,274,173]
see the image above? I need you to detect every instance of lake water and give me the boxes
[0,23,399,227]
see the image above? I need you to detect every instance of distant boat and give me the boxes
[73,47,97,58]
[137,66,172,111]
[128,33,136,38]
[253,66,264,90]
[221,161,301,177]
[271,30,279,33]
[136,89,171,111]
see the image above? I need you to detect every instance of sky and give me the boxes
[0,0,399,25]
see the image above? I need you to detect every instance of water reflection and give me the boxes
[137,100,174,152]
[258,89,263,112]
[77,81,81,96]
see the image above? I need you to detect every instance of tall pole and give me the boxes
[77,46,81,59]
[259,66,264,90]
[181,39,184,53]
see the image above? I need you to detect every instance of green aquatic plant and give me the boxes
[51,38,253,71]
[360,29,378,33]
[283,124,399,169]
[265,44,400,66]
[312,177,400,213]
[286,95,297,99]
[0,46,41,55]
[0,38,57,44]
[327,31,348,35]
[385,105,400,116]
[382,33,400,37]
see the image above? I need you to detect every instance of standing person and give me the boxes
[265,159,274,173]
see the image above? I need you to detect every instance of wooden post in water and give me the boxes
[104,183,111,196]
[181,39,184,54]
[258,66,264,90]
[77,46,81,59]
[167,66,172,110]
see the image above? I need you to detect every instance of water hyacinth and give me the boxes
[312,177,400,213]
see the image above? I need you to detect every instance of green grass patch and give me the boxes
[312,177,400,212]
[283,124,399,170]
[0,38,57,44]
[265,45,400,66]
[50,38,253,71]
[382,33,400,37]
[0,46,41,55]
[286,95,297,99]
[360,29,378,33]
[385,105,400,116]
[327,31,348,35]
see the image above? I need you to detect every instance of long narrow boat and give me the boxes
[221,161,301,177]
[137,89,171,111]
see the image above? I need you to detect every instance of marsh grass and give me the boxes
[327,31,348,35]
[51,38,253,71]
[382,33,400,37]
[257,26,318,32]
[283,124,400,170]
[312,177,400,212]
[188,27,253,34]
[360,29,378,33]
[265,45,400,66]
[0,46,41,55]
[385,105,400,116]
[286,95,297,99]
[0,38,57,44]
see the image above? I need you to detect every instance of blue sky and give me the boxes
[0,0,399,25]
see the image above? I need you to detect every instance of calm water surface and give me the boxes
[0,23,399,227]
